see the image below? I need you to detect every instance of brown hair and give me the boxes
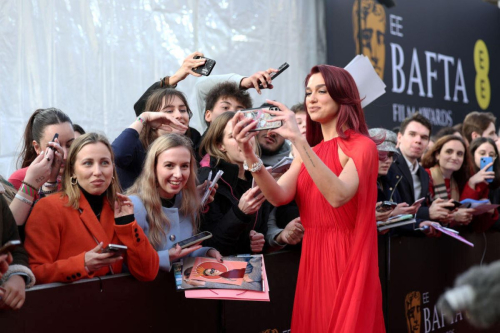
[18,108,73,168]
[61,133,122,210]
[139,88,193,149]
[421,135,472,193]
[204,82,252,126]
[399,112,432,136]
[462,111,496,144]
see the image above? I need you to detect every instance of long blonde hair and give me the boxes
[127,134,200,250]
[62,133,122,209]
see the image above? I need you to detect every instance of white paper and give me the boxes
[344,55,387,108]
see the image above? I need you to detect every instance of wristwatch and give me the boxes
[243,158,263,173]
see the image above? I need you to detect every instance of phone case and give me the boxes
[193,56,216,76]
[258,62,289,89]
[240,107,282,131]
[480,157,494,183]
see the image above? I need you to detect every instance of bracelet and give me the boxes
[22,180,38,192]
[20,183,36,197]
[43,181,58,189]
[15,194,33,206]
[137,116,145,124]
[41,188,57,195]
[243,158,263,173]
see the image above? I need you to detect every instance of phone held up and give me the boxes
[480,156,494,183]
[258,62,290,89]
[240,107,282,132]
[193,56,216,76]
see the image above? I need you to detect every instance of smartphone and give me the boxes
[49,133,59,151]
[258,62,289,89]
[376,201,397,212]
[412,197,425,206]
[193,56,216,76]
[480,157,494,183]
[240,107,282,132]
[102,244,127,257]
[445,200,462,211]
[176,231,212,249]
[0,240,21,255]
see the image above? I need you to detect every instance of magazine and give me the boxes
[176,255,265,292]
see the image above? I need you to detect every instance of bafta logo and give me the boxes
[405,291,422,333]
[353,0,386,79]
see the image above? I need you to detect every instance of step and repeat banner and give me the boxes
[326,0,499,132]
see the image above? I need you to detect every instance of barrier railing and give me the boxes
[1,232,500,332]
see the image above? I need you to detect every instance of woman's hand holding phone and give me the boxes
[168,243,202,263]
[262,100,302,143]
[42,133,65,182]
[84,242,123,273]
[468,161,495,188]
[24,148,55,189]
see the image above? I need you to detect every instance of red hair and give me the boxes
[304,65,375,147]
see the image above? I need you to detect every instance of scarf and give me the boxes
[430,165,459,201]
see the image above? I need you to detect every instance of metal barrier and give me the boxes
[1,233,500,333]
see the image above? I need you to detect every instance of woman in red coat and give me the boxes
[24,133,159,284]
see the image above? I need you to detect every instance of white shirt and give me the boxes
[403,155,422,200]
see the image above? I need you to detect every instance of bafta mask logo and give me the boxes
[353,0,387,79]
[405,291,422,333]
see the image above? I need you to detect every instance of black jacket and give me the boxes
[389,150,431,221]
[198,157,271,256]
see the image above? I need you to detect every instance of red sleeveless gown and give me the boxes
[292,132,385,332]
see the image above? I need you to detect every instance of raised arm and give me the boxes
[232,100,360,208]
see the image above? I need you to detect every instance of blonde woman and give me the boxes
[24,133,159,284]
[127,134,221,271]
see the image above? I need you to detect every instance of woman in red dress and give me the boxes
[231,65,385,332]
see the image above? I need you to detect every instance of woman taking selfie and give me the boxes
[231,65,385,332]
[24,133,159,284]
[467,137,500,231]
[421,135,478,226]
[126,134,221,271]
[198,112,271,256]
[9,108,74,199]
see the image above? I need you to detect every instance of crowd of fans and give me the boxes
[0,52,498,311]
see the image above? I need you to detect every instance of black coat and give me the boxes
[389,150,431,221]
[198,157,271,256]
[0,195,29,268]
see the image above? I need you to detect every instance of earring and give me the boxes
[111,176,115,184]
[71,176,78,186]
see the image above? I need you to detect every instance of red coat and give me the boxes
[24,193,159,284]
